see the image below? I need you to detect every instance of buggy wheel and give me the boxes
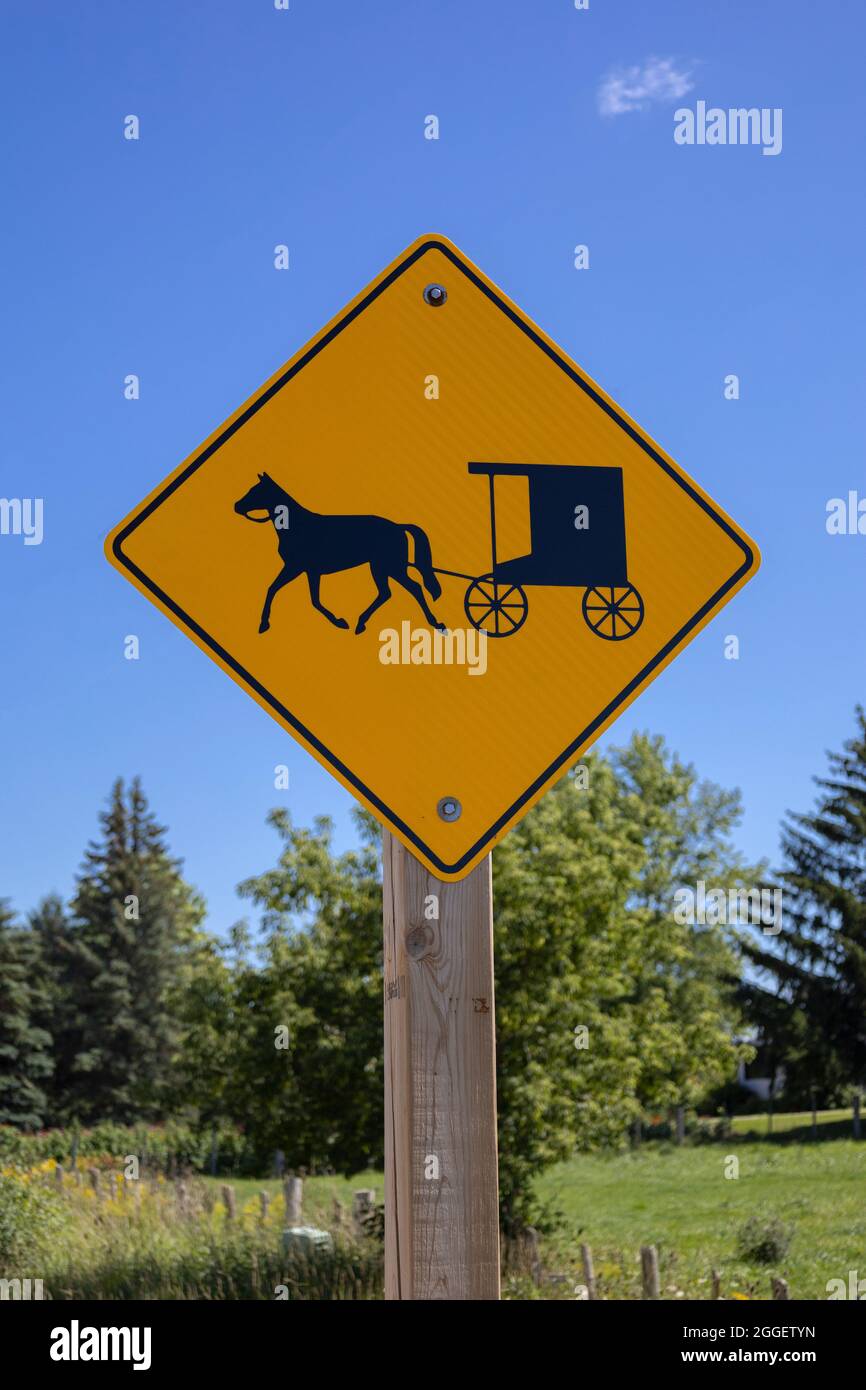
[582,584,644,641]
[464,574,528,638]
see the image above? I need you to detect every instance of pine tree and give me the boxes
[61,779,204,1123]
[742,707,866,1102]
[28,894,80,1124]
[0,900,53,1128]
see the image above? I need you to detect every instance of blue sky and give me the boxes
[1,0,863,934]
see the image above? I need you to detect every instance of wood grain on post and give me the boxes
[580,1243,597,1300]
[383,831,500,1300]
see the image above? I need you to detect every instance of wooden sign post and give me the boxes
[383,831,500,1300]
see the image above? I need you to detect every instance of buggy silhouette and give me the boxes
[435,463,645,641]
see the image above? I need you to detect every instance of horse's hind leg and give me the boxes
[307,572,349,629]
[392,569,446,632]
[260,564,298,633]
[355,565,391,635]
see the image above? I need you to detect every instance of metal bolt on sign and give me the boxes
[423,282,447,306]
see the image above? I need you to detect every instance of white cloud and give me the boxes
[598,57,694,117]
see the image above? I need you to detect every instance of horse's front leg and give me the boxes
[307,572,348,629]
[260,564,299,633]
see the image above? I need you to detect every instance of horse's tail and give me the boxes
[403,524,441,599]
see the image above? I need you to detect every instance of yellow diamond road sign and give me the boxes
[106,234,760,880]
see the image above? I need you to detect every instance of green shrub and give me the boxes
[0,1173,62,1264]
[735,1213,793,1264]
[0,1122,258,1177]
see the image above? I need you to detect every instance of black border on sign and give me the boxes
[111,239,757,876]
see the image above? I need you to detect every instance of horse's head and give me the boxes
[234,473,280,521]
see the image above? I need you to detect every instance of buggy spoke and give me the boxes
[466,586,495,606]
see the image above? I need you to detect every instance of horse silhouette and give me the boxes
[234,473,445,635]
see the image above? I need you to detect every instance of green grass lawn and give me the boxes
[729,1107,856,1140]
[534,1137,866,1300]
[207,1133,865,1299]
[199,1119,866,1299]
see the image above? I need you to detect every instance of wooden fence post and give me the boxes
[284,1176,303,1226]
[853,1094,861,1140]
[772,1276,790,1300]
[523,1226,541,1285]
[711,1268,721,1299]
[676,1106,685,1145]
[580,1243,597,1300]
[221,1184,236,1220]
[640,1245,660,1299]
[383,831,500,1300]
[352,1188,376,1237]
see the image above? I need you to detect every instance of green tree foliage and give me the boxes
[741,708,866,1103]
[493,734,753,1227]
[54,779,204,1123]
[2,738,755,1225]
[235,734,752,1227]
[167,927,238,1133]
[229,816,384,1173]
[28,894,78,1115]
[0,900,54,1128]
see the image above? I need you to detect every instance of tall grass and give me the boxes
[0,1162,383,1300]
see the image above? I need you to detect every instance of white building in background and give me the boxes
[735,1036,785,1101]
